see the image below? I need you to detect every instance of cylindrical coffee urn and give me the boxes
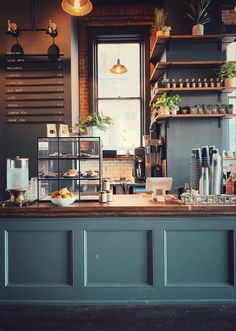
[7,156,29,190]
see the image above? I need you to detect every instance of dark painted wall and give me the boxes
[166,0,223,35]
[0,0,72,199]
[0,0,232,199]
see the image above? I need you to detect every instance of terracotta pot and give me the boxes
[163,30,170,36]
[192,24,204,36]
[224,77,236,88]
[156,30,164,37]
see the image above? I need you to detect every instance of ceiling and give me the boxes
[92,0,162,6]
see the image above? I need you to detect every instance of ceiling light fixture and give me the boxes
[61,0,93,16]
[110,43,128,75]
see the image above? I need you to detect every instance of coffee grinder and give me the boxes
[134,146,145,183]
[3,156,30,205]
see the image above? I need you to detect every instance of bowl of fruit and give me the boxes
[51,187,76,207]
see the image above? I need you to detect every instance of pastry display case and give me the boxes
[37,137,102,201]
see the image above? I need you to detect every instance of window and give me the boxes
[88,27,149,155]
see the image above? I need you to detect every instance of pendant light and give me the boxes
[61,0,93,16]
[110,43,128,75]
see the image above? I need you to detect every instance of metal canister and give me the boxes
[99,190,107,203]
[106,190,113,202]
[102,178,110,191]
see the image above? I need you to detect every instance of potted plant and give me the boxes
[73,112,113,136]
[185,0,212,36]
[154,8,171,37]
[150,93,180,116]
[218,62,236,88]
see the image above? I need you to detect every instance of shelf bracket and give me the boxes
[218,118,221,128]
[166,118,170,129]
[218,91,221,103]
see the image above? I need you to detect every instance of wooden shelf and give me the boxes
[150,61,229,82]
[157,114,236,120]
[150,87,236,101]
[150,34,236,63]
[154,114,236,121]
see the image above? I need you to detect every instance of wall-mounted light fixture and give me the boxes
[46,20,58,38]
[110,43,128,75]
[6,20,20,37]
[61,0,93,16]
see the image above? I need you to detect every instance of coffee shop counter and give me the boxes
[0,194,235,218]
[0,194,235,304]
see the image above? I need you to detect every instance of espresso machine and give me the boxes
[144,126,165,179]
[134,146,145,183]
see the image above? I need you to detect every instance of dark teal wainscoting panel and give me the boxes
[5,230,73,286]
[164,230,233,287]
[84,230,153,286]
[0,217,235,304]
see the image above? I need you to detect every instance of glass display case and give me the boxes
[37,137,102,201]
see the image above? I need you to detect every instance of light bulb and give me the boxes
[74,0,80,10]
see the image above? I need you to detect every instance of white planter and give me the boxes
[86,126,101,137]
[192,24,204,36]
[224,77,236,88]
[170,107,178,115]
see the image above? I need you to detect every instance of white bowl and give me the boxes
[51,197,76,207]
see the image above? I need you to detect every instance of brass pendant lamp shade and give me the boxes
[61,0,93,16]
[110,59,127,75]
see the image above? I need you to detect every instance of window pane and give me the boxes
[98,43,140,98]
[98,99,140,154]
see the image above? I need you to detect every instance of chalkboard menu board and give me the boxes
[5,52,65,124]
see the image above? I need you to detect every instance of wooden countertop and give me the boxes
[0,195,236,218]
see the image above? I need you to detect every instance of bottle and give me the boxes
[199,167,209,195]
[191,78,196,88]
[226,174,234,194]
[178,78,183,88]
[185,78,190,88]
[165,79,170,88]
[203,78,208,88]
[172,78,176,88]
[216,78,221,87]
[197,78,202,88]
[210,78,214,87]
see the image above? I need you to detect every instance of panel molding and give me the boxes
[83,229,154,287]
[164,229,235,288]
[4,230,74,288]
